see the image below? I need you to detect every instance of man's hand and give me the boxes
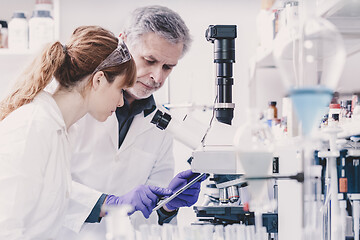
[105,185,172,218]
[164,170,206,211]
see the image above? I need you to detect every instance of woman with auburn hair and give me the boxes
[0,25,171,239]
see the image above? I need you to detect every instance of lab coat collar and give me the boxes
[113,94,156,152]
[34,91,67,132]
[117,110,157,153]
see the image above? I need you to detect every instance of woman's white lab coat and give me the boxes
[57,109,175,239]
[0,91,72,240]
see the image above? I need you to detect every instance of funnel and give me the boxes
[290,87,332,136]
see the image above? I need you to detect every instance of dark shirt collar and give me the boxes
[115,94,156,148]
[123,94,156,117]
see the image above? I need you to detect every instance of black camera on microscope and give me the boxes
[205,25,237,125]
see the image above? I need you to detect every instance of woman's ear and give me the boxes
[92,71,105,90]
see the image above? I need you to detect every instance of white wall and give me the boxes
[0,1,35,20]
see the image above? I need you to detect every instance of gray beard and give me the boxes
[126,86,153,100]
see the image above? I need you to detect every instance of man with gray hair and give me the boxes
[58,5,199,239]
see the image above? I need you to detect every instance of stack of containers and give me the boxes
[7,0,54,51]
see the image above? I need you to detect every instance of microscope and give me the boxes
[151,25,278,234]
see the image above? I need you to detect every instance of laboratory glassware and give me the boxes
[273,0,346,239]
[233,109,274,234]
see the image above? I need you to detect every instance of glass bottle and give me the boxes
[267,101,278,126]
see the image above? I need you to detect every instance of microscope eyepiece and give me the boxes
[151,110,172,130]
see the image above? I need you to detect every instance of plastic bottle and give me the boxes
[35,0,53,12]
[0,20,8,48]
[34,0,54,22]
[340,100,347,121]
[340,100,352,121]
[29,10,54,50]
[8,12,28,50]
[345,100,352,118]
[328,103,341,126]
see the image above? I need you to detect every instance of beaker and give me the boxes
[103,204,135,240]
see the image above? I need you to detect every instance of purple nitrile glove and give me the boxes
[106,185,172,218]
[165,170,207,211]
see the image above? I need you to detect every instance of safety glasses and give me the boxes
[93,39,132,74]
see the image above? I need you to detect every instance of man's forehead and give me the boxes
[134,33,183,64]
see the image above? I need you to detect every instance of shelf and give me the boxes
[316,0,345,17]
[0,0,60,55]
[0,0,61,101]
[318,0,360,57]
[254,0,360,68]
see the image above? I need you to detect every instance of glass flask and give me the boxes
[233,109,274,233]
[274,3,346,239]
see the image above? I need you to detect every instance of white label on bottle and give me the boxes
[29,17,54,50]
[8,18,28,49]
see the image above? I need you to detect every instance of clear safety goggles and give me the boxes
[93,39,132,74]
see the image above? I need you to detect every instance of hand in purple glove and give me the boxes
[106,185,172,218]
[165,170,206,211]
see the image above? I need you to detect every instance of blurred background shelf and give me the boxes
[255,0,360,66]
[253,0,360,95]
[317,0,345,17]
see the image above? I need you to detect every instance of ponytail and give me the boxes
[1,25,136,121]
[0,42,65,120]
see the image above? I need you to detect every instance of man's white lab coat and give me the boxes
[58,109,175,239]
[0,91,72,240]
